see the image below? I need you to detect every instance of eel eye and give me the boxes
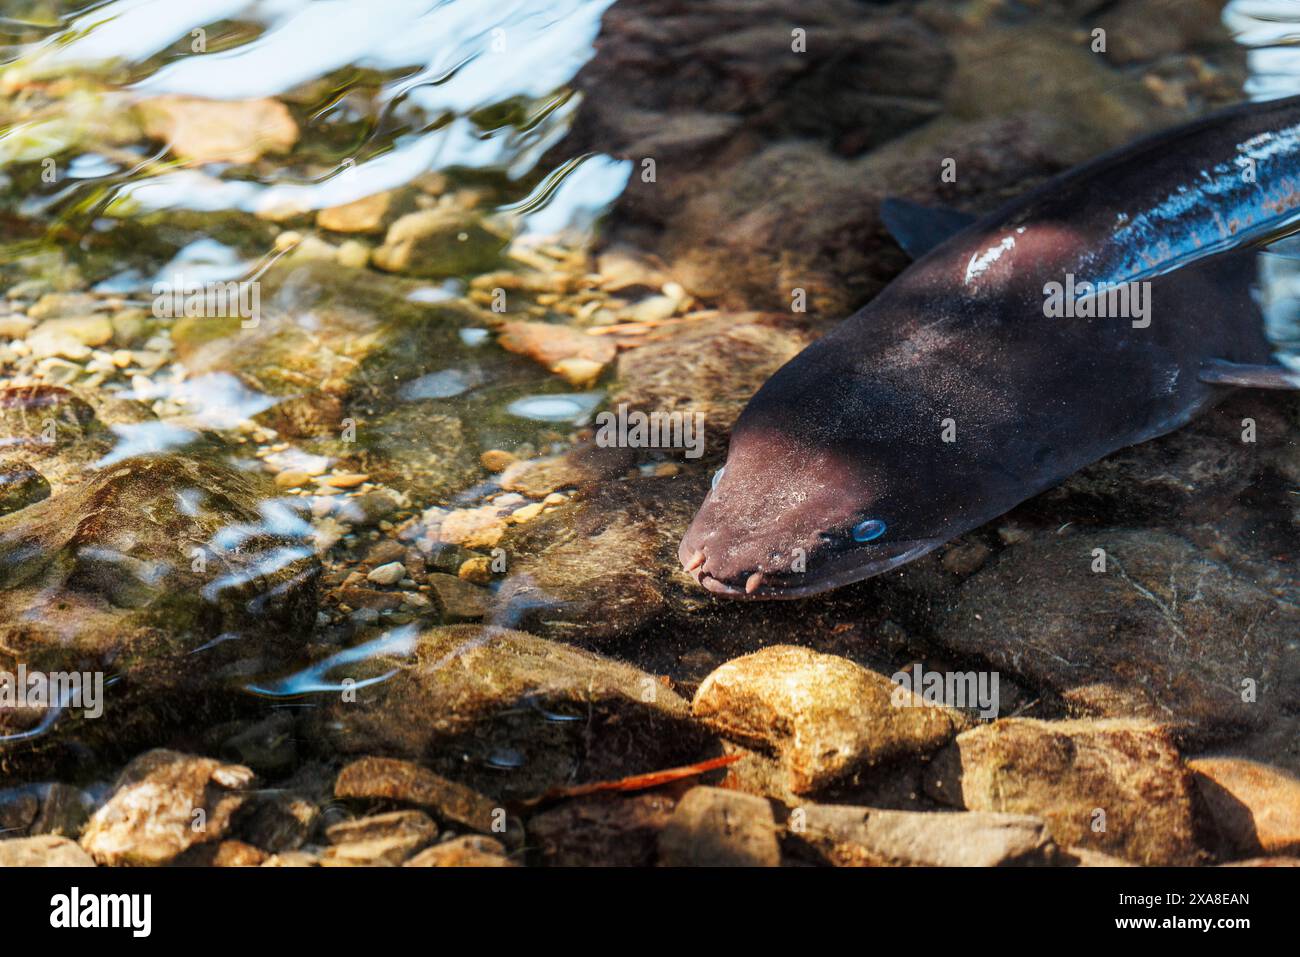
[852,518,887,543]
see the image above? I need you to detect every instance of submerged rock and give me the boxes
[787,804,1059,867]
[334,756,501,835]
[306,624,712,797]
[657,786,779,867]
[692,645,965,795]
[138,96,299,165]
[498,320,616,377]
[0,462,49,515]
[925,719,1202,866]
[0,453,319,754]
[80,750,255,866]
[939,529,1297,733]
[492,479,673,641]
[612,314,811,453]
[404,835,514,867]
[322,809,438,866]
[527,793,676,867]
[372,208,509,278]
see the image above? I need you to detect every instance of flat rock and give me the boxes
[307,624,711,798]
[1189,756,1300,858]
[657,786,779,867]
[335,756,500,834]
[498,320,616,372]
[925,719,1202,866]
[939,529,1297,732]
[80,750,255,866]
[788,804,1059,867]
[404,835,514,867]
[0,834,94,867]
[322,809,438,866]
[692,645,965,795]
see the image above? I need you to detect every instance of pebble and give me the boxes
[425,572,489,620]
[366,561,407,585]
[509,501,545,524]
[335,757,502,834]
[480,449,516,472]
[322,472,369,489]
[458,556,492,584]
[336,239,370,269]
[322,810,438,866]
[275,470,312,489]
[789,804,1059,867]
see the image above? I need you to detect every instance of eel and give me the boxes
[679,94,1300,598]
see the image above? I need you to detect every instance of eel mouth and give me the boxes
[679,538,943,600]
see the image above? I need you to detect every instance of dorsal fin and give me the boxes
[880,198,977,260]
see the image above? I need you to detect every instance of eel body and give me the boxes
[680,95,1300,598]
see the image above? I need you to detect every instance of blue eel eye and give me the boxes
[852,518,887,543]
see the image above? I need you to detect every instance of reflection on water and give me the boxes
[2,0,629,257]
[1224,0,1300,100]
[1227,1,1300,368]
[0,0,636,755]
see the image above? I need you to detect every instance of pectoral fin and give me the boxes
[1199,358,1300,390]
[880,198,977,260]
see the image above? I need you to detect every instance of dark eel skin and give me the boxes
[680,95,1300,599]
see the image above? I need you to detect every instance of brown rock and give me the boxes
[307,625,710,798]
[335,756,500,834]
[80,750,255,866]
[925,719,1202,865]
[317,192,391,233]
[658,787,779,867]
[0,834,94,867]
[425,573,489,621]
[139,96,298,165]
[1189,757,1300,858]
[788,804,1059,867]
[940,530,1297,731]
[322,810,438,866]
[404,835,514,867]
[498,320,616,373]
[372,208,508,277]
[692,645,964,794]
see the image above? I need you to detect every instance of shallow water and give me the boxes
[0,0,1298,868]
